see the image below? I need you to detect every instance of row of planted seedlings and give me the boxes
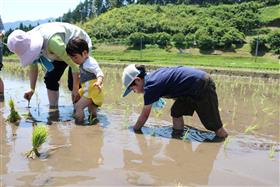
[5,64,279,160]
[3,61,46,79]
[214,75,279,160]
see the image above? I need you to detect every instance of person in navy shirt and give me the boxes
[122,64,228,138]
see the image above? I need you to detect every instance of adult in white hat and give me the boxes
[122,64,228,139]
[7,22,92,108]
[0,15,5,101]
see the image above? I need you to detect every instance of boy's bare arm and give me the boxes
[93,76,104,93]
[134,105,152,131]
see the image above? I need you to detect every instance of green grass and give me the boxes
[92,44,279,70]
[260,5,280,23]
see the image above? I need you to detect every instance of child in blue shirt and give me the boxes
[122,64,228,138]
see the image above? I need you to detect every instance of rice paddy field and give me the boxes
[0,66,279,186]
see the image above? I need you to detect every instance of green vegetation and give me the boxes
[3,1,280,71]
[223,136,232,151]
[7,99,21,123]
[182,128,190,141]
[244,124,258,134]
[92,44,279,70]
[80,2,280,62]
[267,30,280,54]
[260,5,280,23]
[58,0,280,24]
[5,43,279,70]
[26,125,48,158]
[269,145,276,160]
[84,4,256,47]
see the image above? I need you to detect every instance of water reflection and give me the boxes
[123,133,222,186]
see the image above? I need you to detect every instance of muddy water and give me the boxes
[0,67,279,186]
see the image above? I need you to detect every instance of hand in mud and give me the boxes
[24,90,34,101]
[133,126,143,134]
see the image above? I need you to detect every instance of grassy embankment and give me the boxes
[4,43,279,71]
[91,44,279,71]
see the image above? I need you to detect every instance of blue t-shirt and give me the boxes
[144,66,207,105]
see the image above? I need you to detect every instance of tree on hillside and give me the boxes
[57,0,95,22]
[94,0,110,16]
[267,30,280,54]
[136,0,280,5]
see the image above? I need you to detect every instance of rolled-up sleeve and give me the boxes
[47,34,79,72]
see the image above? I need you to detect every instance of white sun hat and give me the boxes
[7,29,43,67]
[122,64,140,97]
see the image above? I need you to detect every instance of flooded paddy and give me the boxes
[0,66,279,186]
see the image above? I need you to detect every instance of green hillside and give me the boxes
[260,4,280,23]
[80,3,279,54]
[4,1,280,70]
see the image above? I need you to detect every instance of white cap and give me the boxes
[122,64,140,97]
[7,29,43,67]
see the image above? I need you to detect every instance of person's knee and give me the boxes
[74,107,84,120]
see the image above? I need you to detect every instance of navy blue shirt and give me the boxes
[144,66,207,105]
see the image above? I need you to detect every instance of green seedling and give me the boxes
[223,136,232,151]
[124,104,130,115]
[244,124,258,134]
[89,113,97,125]
[26,125,48,159]
[182,128,190,141]
[7,99,21,123]
[269,145,276,160]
